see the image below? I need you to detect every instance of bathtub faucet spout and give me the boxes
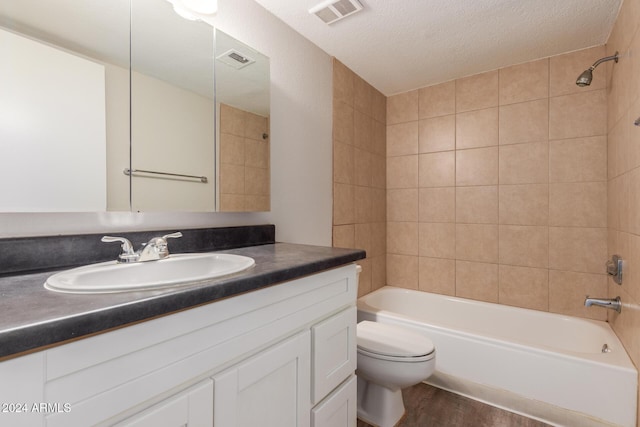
[584,296,621,313]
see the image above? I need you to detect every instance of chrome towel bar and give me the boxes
[123,168,208,183]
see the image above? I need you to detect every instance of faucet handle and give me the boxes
[139,232,183,261]
[101,236,137,262]
[162,232,183,240]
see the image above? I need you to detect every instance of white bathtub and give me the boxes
[357,286,637,427]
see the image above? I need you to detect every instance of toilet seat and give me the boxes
[357,321,435,361]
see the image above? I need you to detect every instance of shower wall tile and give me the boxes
[332,224,355,249]
[388,155,419,188]
[419,257,455,295]
[387,122,419,156]
[498,184,549,226]
[370,222,387,258]
[607,43,633,132]
[549,89,607,139]
[333,183,355,225]
[354,78,373,117]
[549,136,607,182]
[387,222,418,255]
[372,90,387,125]
[455,260,499,302]
[455,224,498,263]
[387,254,418,289]
[333,59,354,106]
[499,58,549,105]
[455,70,499,112]
[419,187,455,223]
[419,115,456,153]
[419,223,456,259]
[354,148,372,186]
[333,141,354,184]
[498,99,549,145]
[419,80,456,119]
[220,133,245,165]
[456,147,498,186]
[371,154,387,189]
[355,186,374,223]
[455,107,499,149]
[498,141,549,184]
[498,265,549,311]
[455,185,498,224]
[499,225,549,268]
[549,227,608,274]
[387,90,418,124]
[354,110,373,150]
[387,189,418,222]
[419,151,456,187]
[549,182,608,227]
[333,100,354,145]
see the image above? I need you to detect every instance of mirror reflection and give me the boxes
[130,0,215,211]
[0,0,130,212]
[216,30,270,212]
[0,0,270,213]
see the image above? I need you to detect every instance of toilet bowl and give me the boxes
[356,320,435,427]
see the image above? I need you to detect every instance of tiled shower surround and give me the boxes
[333,0,640,421]
[332,59,387,297]
[384,46,610,321]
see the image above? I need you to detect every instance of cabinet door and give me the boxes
[311,375,357,427]
[213,331,311,427]
[115,380,213,427]
[311,307,357,404]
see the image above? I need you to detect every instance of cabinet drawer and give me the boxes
[311,306,356,404]
[311,375,357,427]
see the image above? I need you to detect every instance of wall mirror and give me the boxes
[0,0,270,213]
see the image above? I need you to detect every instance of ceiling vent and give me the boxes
[216,49,255,70]
[309,0,363,25]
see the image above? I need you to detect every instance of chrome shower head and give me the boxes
[575,52,618,87]
[576,68,594,87]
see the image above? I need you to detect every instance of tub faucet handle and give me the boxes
[605,255,623,285]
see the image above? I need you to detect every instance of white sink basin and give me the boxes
[44,253,255,294]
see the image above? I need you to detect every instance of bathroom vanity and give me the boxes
[0,227,364,427]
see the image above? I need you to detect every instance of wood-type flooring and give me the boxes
[356,383,553,427]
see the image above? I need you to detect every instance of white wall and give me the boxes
[0,0,334,246]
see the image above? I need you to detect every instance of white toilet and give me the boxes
[356,320,435,427]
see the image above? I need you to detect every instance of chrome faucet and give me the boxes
[101,232,183,263]
[584,296,622,313]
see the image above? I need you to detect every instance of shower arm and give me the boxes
[589,52,619,71]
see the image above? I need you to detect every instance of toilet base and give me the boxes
[357,376,405,427]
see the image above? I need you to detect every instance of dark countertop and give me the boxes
[0,243,365,360]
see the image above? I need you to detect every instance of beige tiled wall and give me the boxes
[332,59,387,296]
[605,0,640,423]
[219,103,270,212]
[386,47,610,321]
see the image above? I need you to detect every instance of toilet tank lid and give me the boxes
[357,321,434,357]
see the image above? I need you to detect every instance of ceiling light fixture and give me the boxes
[165,0,217,21]
[309,0,363,25]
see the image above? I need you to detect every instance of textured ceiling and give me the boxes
[253,0,622,95]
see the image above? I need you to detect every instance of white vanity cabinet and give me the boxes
[0,264,358,427]
[114,380,213,427]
